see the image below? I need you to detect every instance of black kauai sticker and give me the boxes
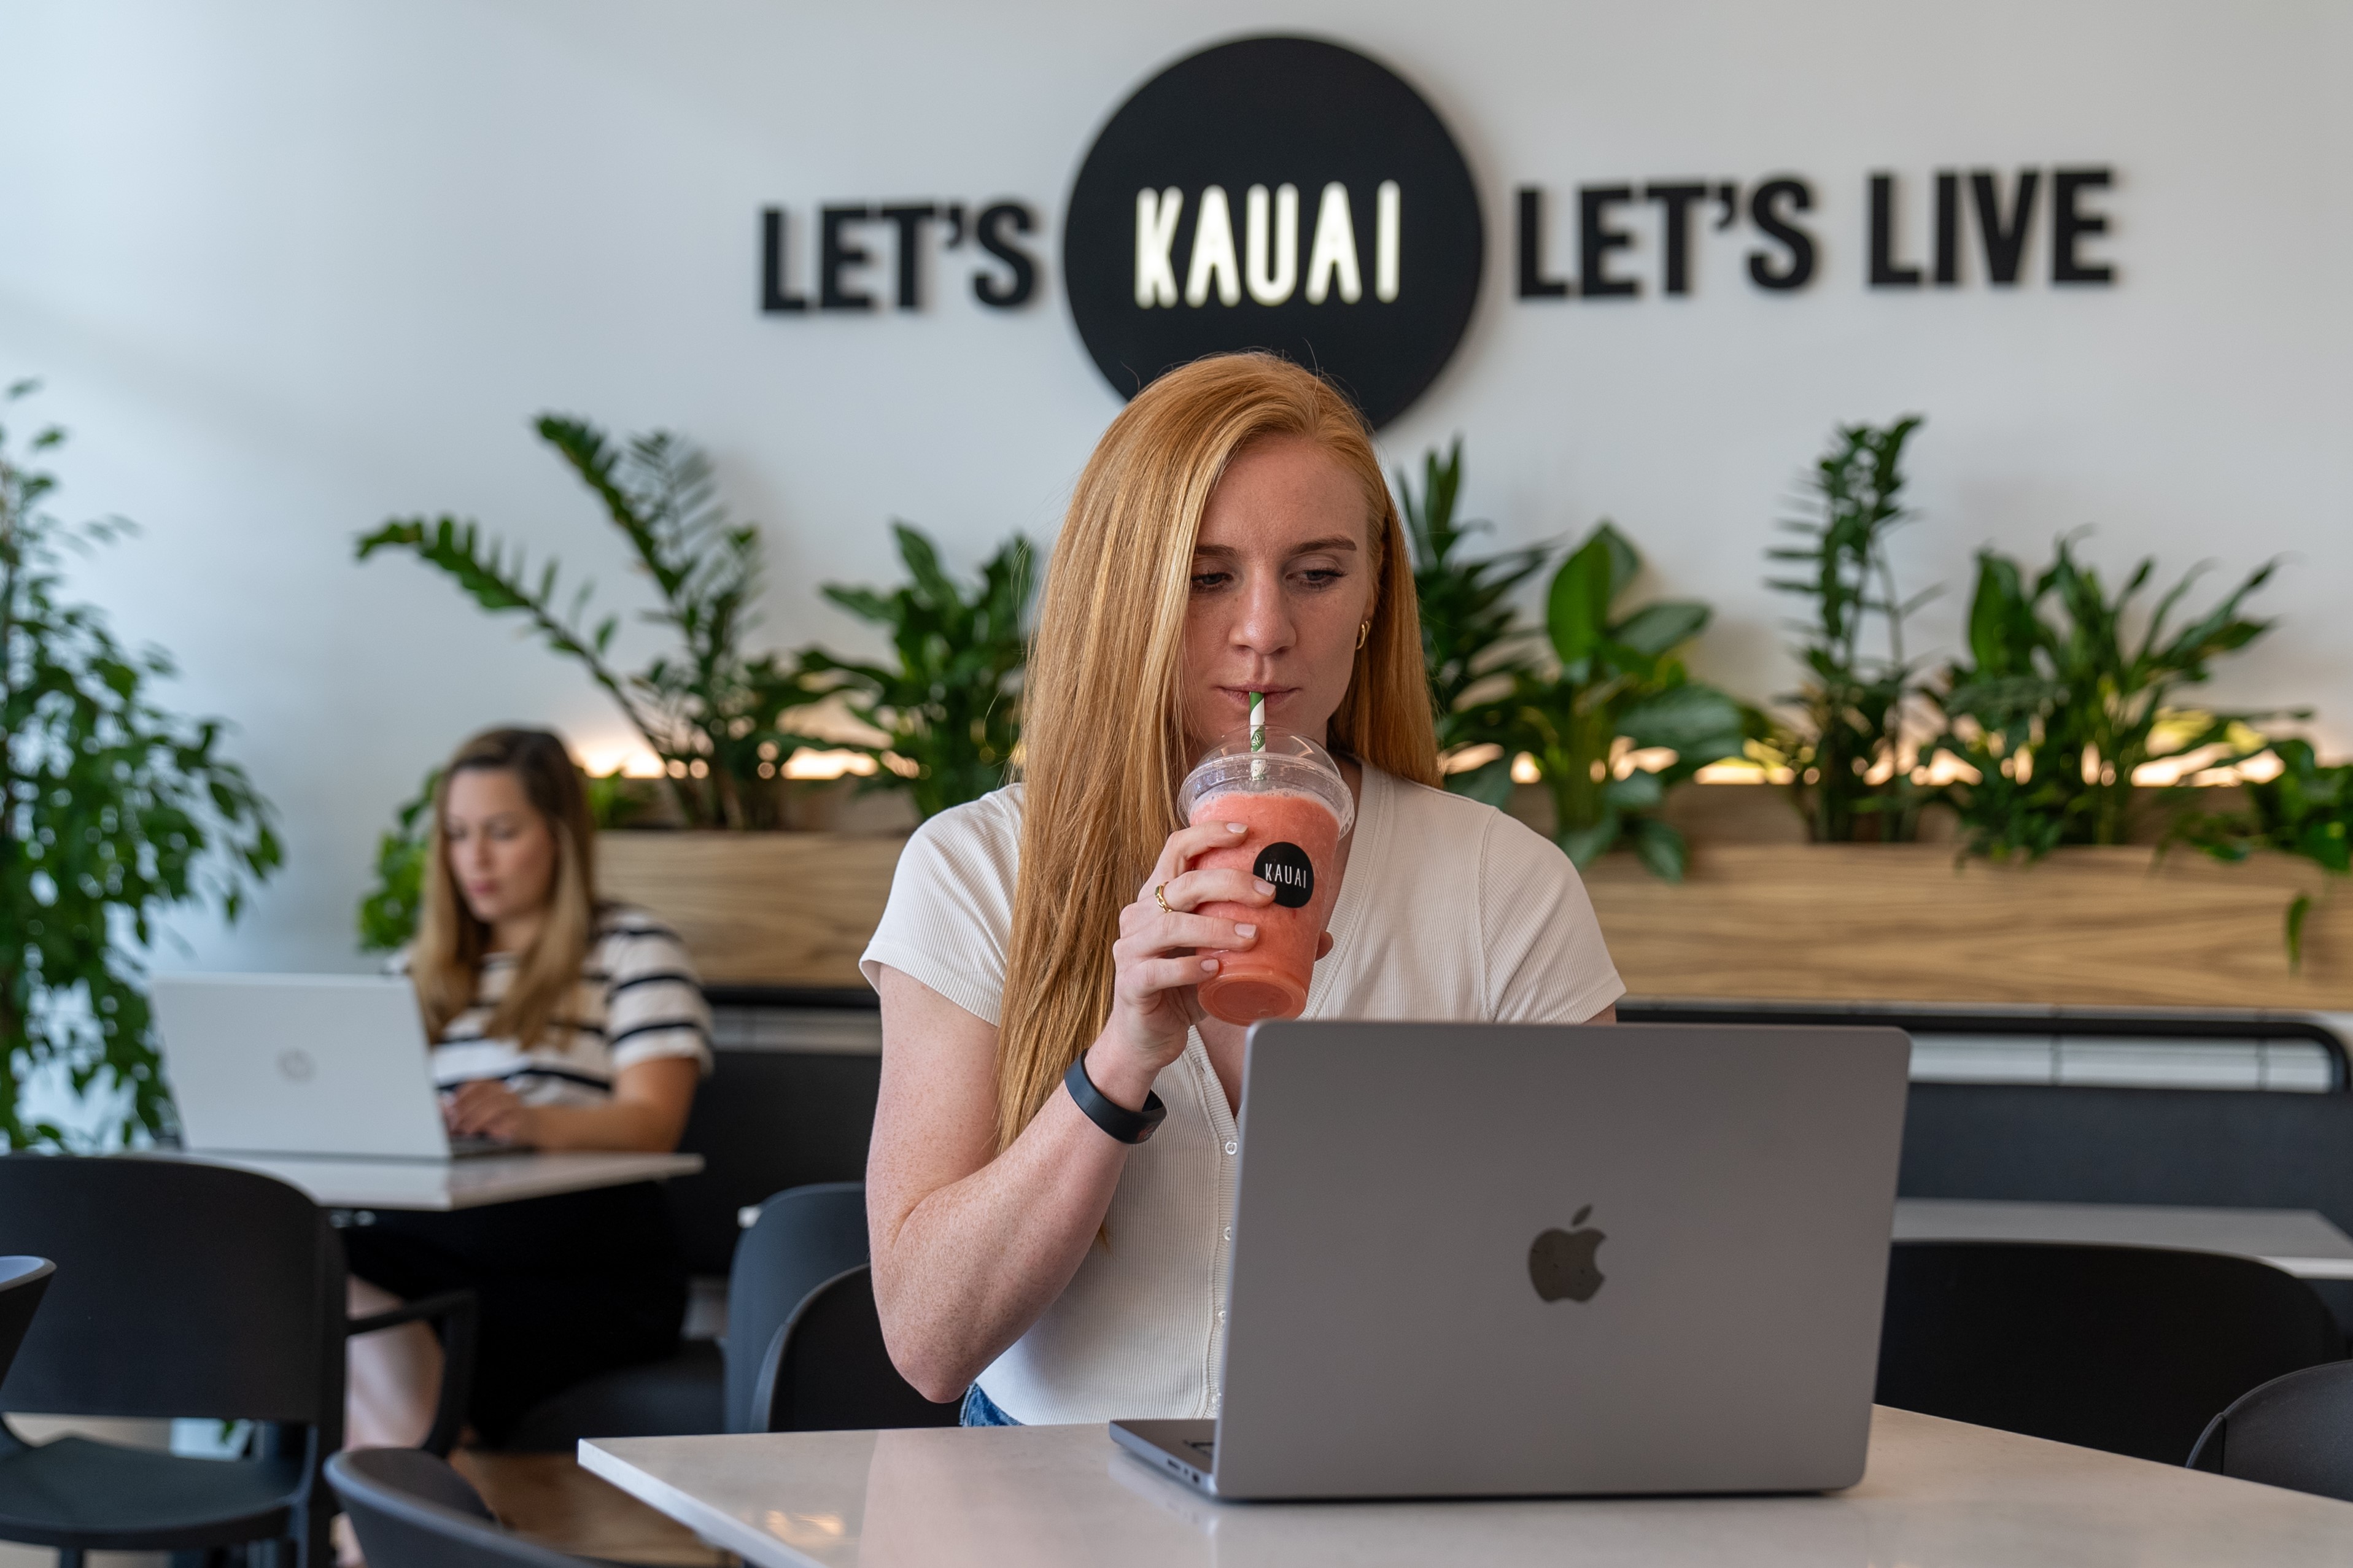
[1254,841,1314,908]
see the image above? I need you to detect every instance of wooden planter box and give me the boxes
[1584,844,2352,1011]
[599,831,905,989]
[600,826,2353,1011]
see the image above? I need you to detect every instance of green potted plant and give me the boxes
[1765,417,1938,841]
[793,522,1035,821]
[1397,440,1555,805]
[357,415,808,830]
[1935,535,2283,859]
[1467,523,1749,879]
[353,419,1037,979]
[0,382,281,1148]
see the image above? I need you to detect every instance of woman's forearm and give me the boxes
[522,1099,679,1152]
[872,1060,1136,1401]
[515,1059,700,1152]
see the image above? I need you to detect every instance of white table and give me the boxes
[1895,1197,2353,1280]
[138,1149,703,1210]
[582,1407,2353,1567]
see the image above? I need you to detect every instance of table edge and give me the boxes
[580,1437,824,1568]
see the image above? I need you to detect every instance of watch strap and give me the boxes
[1064,1054,1168,1145]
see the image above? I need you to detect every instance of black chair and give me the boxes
[1898,1079,2353,1340]
[0,1258,54,1385]
[0,1156,473,1567]
[501,1179,886,1450]
[750,1264,959,1432]
[2188,1359,2353,1500]
[1877,1240,2344,1464]
[326,1447,593,1568]
[724,1181,872,1433]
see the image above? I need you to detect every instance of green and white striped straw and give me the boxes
[1249,691,1267,780]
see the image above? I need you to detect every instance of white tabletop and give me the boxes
[1894,1197,2353,1280]
[138,1149,703,1210]
[581,1407,2353,1568]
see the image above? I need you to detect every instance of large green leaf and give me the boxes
[1445,755,1516,807]
[1547,533,1616,674]
[1621,684,1746,754]
[1610,600,1710,657]
[1630,817,1689,882]
[1556,815,1621,868]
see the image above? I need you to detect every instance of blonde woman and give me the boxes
[343,728,712,1451]
[863,354,1622,1427]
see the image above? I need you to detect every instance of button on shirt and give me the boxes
[860,766,1624,1425]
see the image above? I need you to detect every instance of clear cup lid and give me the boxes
[1177,729,1355,838]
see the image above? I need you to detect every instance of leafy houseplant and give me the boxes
[794,523,1035,822]
[1767,417,1937,842]
[0,382,281,1148]
[1936,536,2282,861]
[1471,523,1748,879]
[1397,441,1554,803]
[359,416,807,829]
[356,771,436,955]
[2171,738,2352,968]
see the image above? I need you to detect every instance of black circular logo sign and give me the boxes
[1254,841,1316,908]
[1063,36,1484,428]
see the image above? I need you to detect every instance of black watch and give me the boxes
[1064,1054,1168,1145]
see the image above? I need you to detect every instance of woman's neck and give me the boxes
[487,909,548,956]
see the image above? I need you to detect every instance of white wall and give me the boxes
[2,0,2348,977]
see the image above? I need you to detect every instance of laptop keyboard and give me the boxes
[447,1136,517,1159]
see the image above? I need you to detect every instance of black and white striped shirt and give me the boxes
[419,905,713,1106]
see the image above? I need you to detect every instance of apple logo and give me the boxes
[1529,1205,1607,1303]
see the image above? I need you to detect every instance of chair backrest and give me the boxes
[665,1036,882,1275]
[724,1181,870,1432]
[0,1256,55,1387]
[752,1265,960,1432]
[327,1448,594,1568]
[2188,1359,2353,1500]
[0,1155,341,1426]
[1878,1240,2344,1464]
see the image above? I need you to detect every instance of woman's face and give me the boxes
[443,768,557,930]
[1181,435,1377,752]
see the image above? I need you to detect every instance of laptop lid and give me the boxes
[153,974,454,1160]
[1208,1021,1910,1499]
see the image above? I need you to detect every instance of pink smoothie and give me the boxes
[1187,787,1343,1024]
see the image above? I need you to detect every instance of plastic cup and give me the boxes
[1176,730,1356,1025]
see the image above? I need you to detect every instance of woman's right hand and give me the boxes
[1086,819,1276,1106]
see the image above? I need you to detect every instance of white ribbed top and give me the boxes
[861,766,1624,1424]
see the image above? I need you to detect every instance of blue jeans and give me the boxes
[961,1385,1020,1426]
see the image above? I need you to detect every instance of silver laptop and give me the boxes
[152,974,511,1161]
[1111,1021,1910,1499]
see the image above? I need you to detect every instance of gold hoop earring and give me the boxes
[1355,620,1371,651]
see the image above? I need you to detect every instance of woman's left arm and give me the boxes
[444,1057,701,1152]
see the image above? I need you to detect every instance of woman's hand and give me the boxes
[443,1080,538,1145]
[1088,820,1276,1108]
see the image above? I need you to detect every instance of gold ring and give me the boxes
[1154,883,1172,914]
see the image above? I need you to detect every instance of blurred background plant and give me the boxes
[1936,535,2285,860]
[2170,738,2351,968]
[1766,416,1939,842]
[357,414,810,830]
[791,523,1035,821]
[1397,440,1555,806]
[1471,522,1750,879]
[0,381,281,1149]
[355,769,437,954]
